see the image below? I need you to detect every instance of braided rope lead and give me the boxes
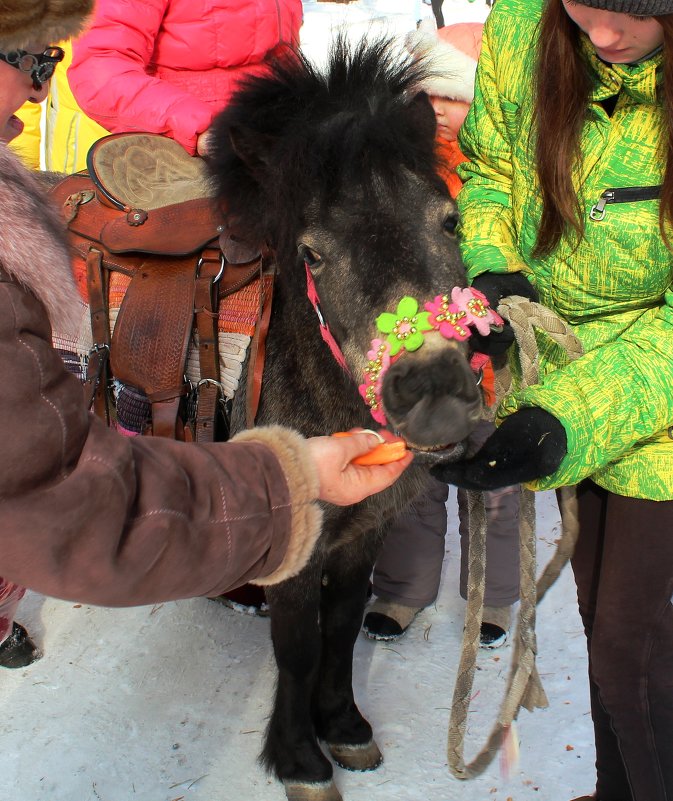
[447,296,583,780]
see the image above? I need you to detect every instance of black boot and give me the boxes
[0,622,42,668]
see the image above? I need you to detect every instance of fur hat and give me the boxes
[0,0,94,50]
[406,20,483,103]
[571,0,673,13]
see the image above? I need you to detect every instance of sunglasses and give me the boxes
[0,46,65,90]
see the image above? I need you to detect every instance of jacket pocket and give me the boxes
[589,185,661,221]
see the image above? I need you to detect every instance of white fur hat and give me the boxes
[0,0,94,50]
[406,20,483,103]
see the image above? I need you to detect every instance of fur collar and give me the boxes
[0,145,80,333]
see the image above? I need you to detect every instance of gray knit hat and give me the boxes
[571,0,673,15]
[0,0,94,50]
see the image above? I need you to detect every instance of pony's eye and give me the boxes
[300,244,323,268]
[443,212,459,237]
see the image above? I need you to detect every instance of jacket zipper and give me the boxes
[589,185,661,221]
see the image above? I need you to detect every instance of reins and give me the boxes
[447,296,584,780]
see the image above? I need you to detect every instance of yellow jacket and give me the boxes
[9,41,108,173]
[458,0,673,500]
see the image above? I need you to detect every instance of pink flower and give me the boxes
[451,287,503,336]
[424,294,471,341]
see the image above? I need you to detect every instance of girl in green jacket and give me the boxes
[431,0,673,799]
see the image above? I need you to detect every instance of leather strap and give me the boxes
[218,260,262,299]
[111,256,199,439]
[83,248,112,422]
[151,397,184,440]
[101,199,222,256]
[194,247,223,442]
[246,265,276,428]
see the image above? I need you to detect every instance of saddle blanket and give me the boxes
[53,265,274,435]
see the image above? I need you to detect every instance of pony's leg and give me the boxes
[315,553,383,771]
[262,570,342,801]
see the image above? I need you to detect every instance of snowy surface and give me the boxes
[2,3,595,801]
[2,490,594,801]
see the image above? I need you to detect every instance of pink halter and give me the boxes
[305,262,503,425]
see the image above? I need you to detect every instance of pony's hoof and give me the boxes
[327,739,383,771]
[283,780,343,801]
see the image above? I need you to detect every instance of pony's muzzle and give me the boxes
[380,341,482,450]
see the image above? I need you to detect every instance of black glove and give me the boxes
[430,407,566,490]
[469,272,539,355]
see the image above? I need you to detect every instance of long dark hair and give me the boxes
[532,0,673,256]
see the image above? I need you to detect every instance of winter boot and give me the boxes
[0,622,42,668]
[362,599,422,641]
[480,604,511,649]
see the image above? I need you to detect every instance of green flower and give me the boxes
[375,296,433,356]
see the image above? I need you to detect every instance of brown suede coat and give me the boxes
[0,144,322,607]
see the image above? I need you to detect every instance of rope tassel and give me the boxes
[446,296,582,780]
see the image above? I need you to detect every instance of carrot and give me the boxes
[332,431,408,465]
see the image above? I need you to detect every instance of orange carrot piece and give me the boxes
[332,431,408,465]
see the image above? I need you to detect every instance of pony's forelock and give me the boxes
[208,35,441,259]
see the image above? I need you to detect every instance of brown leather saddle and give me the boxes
[50,132,274,441]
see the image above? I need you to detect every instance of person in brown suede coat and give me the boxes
[0,0,412,667]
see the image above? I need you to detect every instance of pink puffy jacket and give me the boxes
[68,0,303,154]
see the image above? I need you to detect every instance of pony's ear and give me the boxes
[405,91,438,141]
[228,125,276,173]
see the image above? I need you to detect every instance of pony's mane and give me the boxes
[208,34,442,258]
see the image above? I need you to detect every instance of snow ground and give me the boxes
[1,490,594,801]
[2,3,595,801]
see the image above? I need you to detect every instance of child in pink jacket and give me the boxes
[68,0,302,156]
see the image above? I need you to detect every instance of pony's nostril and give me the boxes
[381,348,481,423]
[382,352,483,448]
[387,364,426,413]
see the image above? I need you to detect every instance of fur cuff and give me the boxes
[231,426,323,586]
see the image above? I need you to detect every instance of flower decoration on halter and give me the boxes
[424,287,502,340]
[375,296,435,356]
[358,287,504,425]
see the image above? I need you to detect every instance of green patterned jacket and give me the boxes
[457,0,673,500]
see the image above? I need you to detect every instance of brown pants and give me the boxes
[567,481,673,801]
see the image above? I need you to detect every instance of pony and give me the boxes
[208,35,486,801]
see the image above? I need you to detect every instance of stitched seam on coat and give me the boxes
[17,332,70,477]
[78,454,193,522]
[195,447,232,558]
[225,503,294,522]
[78,454,130,482]
[135,509,190,521]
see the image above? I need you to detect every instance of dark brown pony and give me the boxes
[207,36,484,801]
